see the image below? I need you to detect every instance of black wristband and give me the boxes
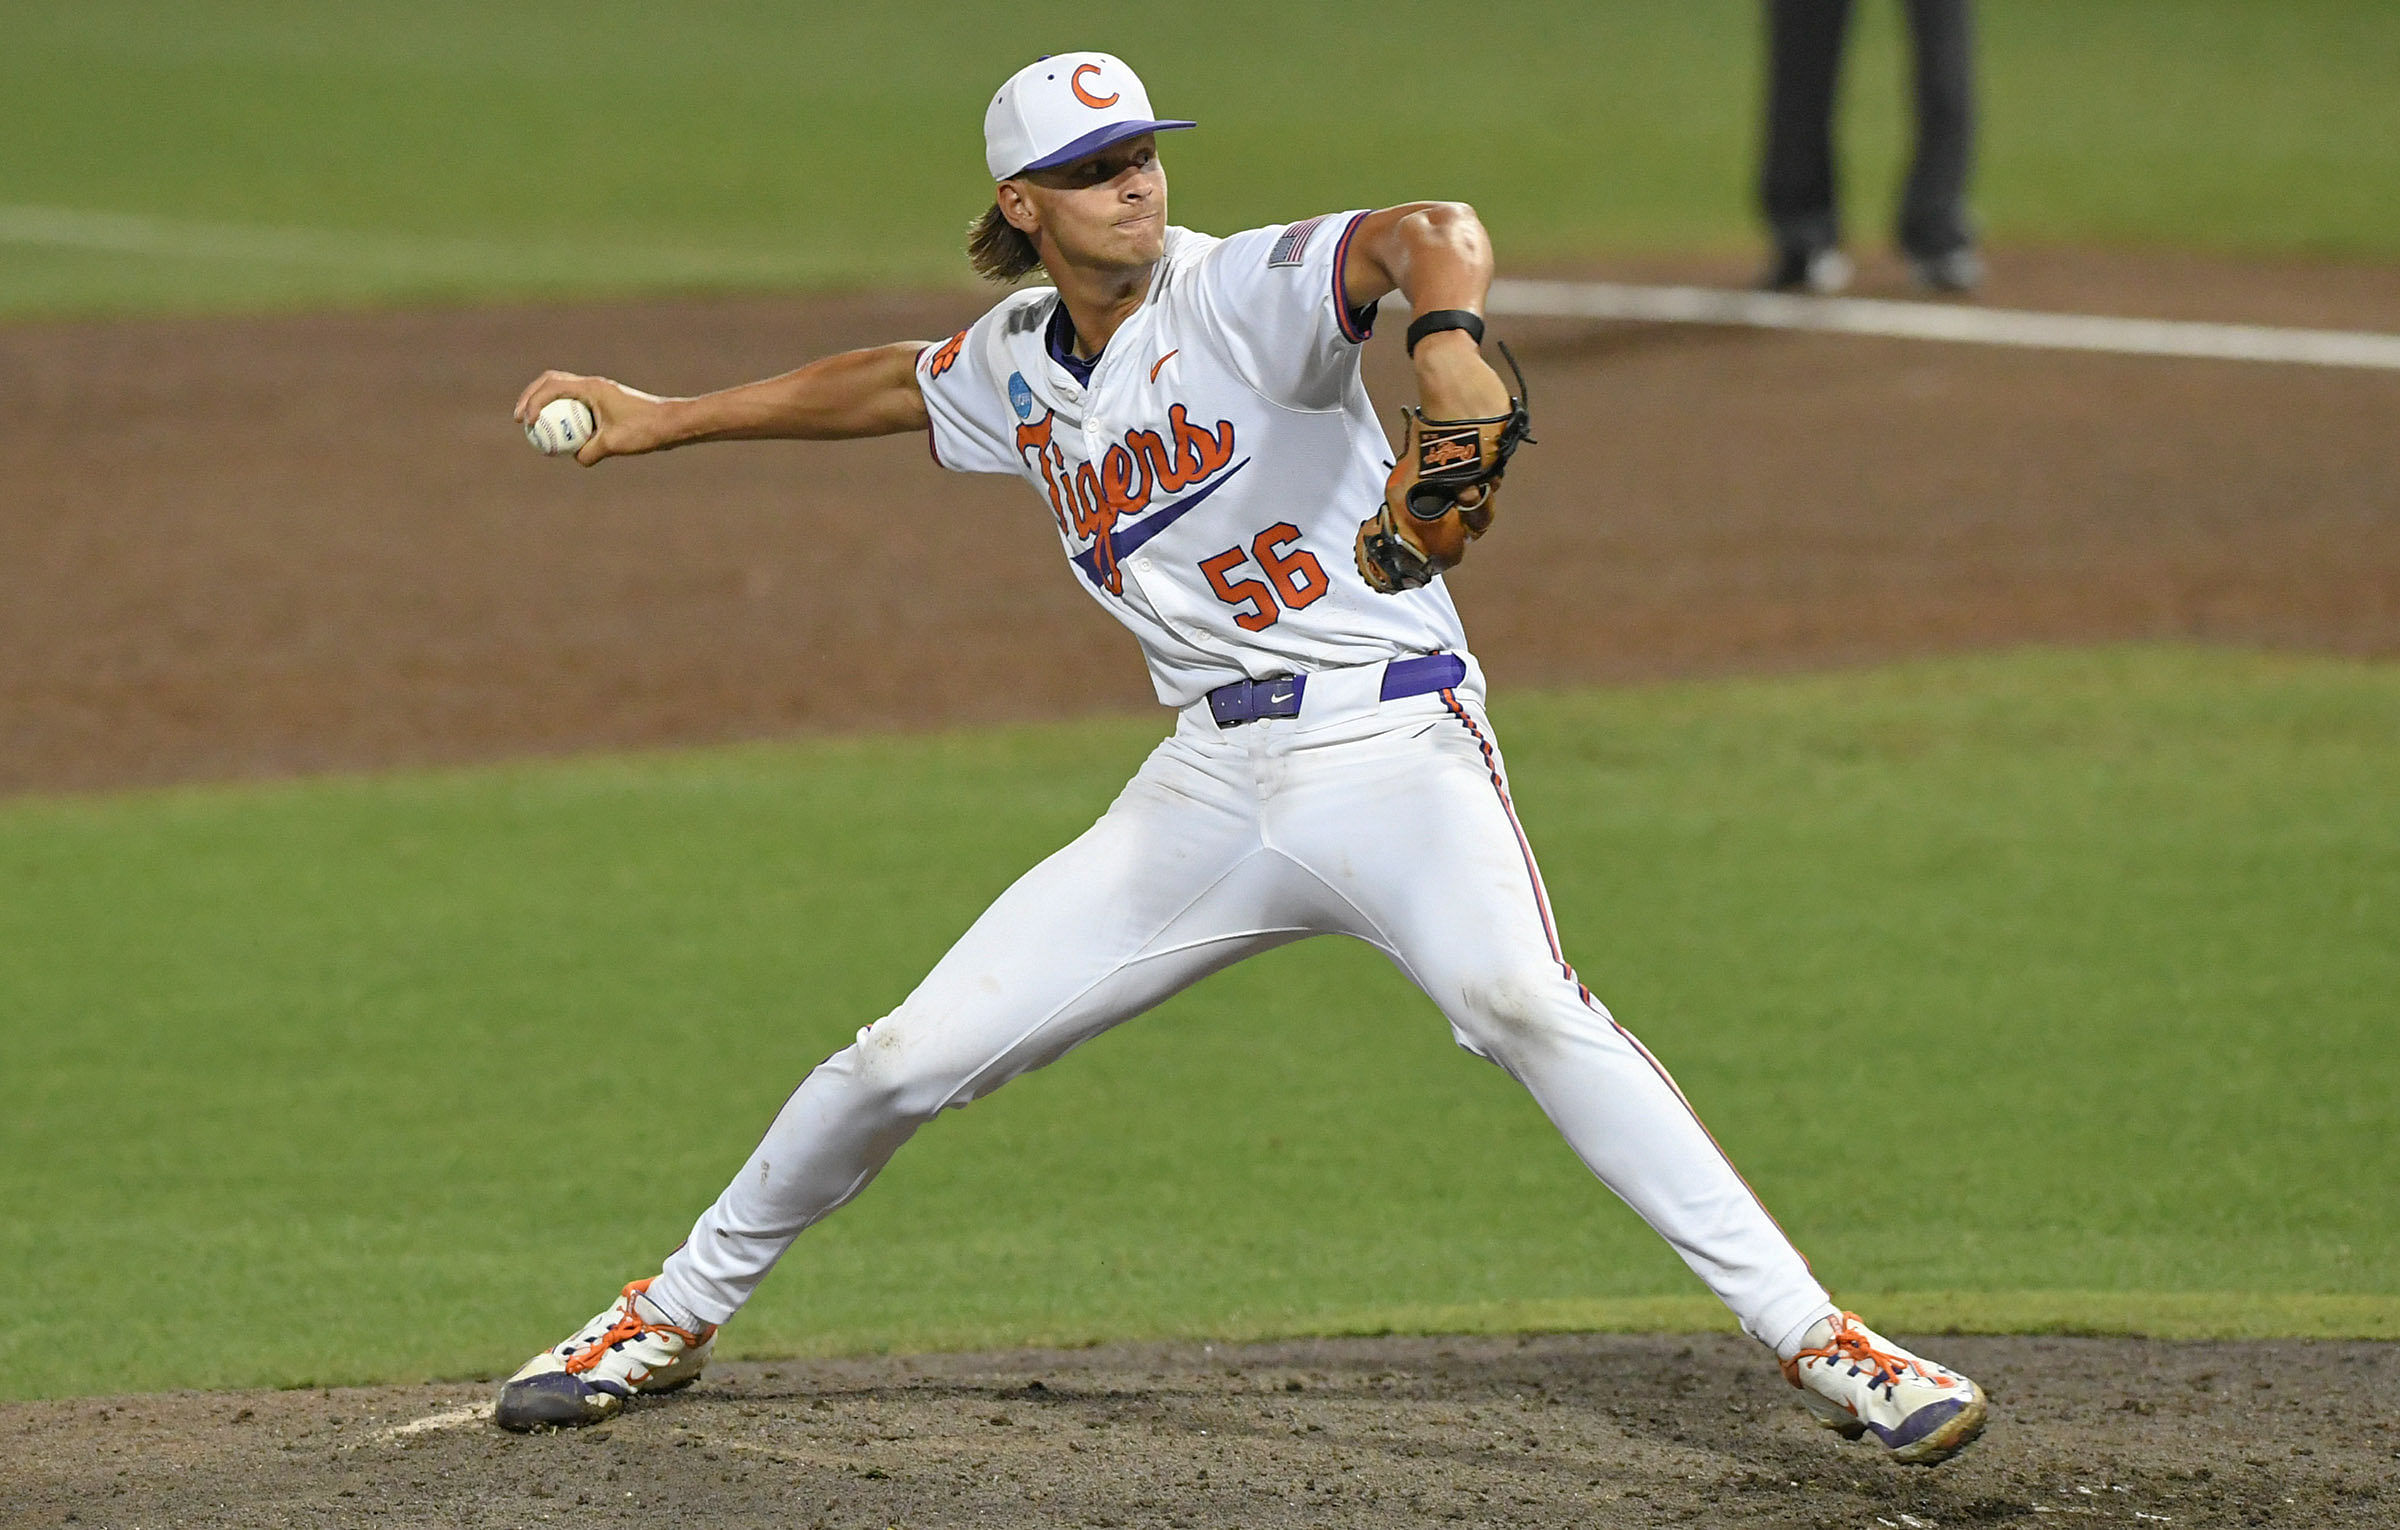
[1404,308,1485,357]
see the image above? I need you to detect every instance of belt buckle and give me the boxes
[1207,682,1247,729]
[1209,674,1305,729]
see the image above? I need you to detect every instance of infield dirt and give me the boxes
[8,1333,2397,1529]
[4,247,2396,797]
[4,250,2396,1526]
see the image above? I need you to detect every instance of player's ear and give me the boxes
[996,180,1041,237]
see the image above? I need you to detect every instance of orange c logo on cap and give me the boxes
[1070,64,1118,109]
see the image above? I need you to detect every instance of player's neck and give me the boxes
[1051,259,1157,360]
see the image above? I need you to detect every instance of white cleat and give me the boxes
[494,1279,716,1431]
[1783,1311,1988,1465]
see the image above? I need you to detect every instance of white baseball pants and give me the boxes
[650,660,1832,1353]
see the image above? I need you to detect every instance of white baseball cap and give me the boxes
[983,52,1195,181]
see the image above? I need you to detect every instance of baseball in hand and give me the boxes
[525,397,596,457]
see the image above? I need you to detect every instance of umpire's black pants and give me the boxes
[1761,0,1975,259]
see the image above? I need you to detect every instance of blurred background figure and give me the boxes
[1760,0,1982,294]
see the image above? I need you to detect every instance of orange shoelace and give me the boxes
[1786,1312,1955,1394]
[561,1282,710,1375]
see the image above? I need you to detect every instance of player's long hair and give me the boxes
[968,204,1044,283]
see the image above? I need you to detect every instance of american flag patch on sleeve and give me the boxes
[1267,215,1329,267]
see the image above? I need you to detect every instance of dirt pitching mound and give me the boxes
[8,1332,2395,1528]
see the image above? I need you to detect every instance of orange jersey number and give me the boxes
[1200,523,1330,632]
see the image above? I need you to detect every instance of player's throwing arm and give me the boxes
[511,341,937,465]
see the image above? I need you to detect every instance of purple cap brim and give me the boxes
[1014,119,1196,176]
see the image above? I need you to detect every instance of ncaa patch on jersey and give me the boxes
[1008,371,1035,420]
[1267,215,1328,267]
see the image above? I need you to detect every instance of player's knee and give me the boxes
[837,1015,971,1122]
[1452,967,1587,1057]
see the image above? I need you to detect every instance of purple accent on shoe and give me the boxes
[1876,1397,1967,1450]
[1380,652,1466,700]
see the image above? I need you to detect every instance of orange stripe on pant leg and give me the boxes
[1438,689,1814,1270]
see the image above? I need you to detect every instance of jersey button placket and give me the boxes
[1249,707,1287,797]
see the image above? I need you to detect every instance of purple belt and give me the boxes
[1206,653,1467,729]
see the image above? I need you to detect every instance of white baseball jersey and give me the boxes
[916,212,1469,707]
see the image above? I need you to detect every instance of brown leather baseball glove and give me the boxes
[1354,344,1533,594]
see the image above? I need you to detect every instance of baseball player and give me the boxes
[500,52,1987,1465]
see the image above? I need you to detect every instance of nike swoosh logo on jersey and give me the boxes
[1071,458,1250,589]
[1148,349,1179,383]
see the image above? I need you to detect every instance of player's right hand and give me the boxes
[512,371,673,465]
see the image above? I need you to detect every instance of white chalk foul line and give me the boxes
[1482,277,2400,372]
[10,204,2394,372]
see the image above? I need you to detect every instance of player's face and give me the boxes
[1011,136,1169,275]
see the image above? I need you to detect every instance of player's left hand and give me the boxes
[1354,343,1533,594]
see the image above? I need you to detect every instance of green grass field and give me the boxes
[3,647,2393,1402]
[2,1,2397,317]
